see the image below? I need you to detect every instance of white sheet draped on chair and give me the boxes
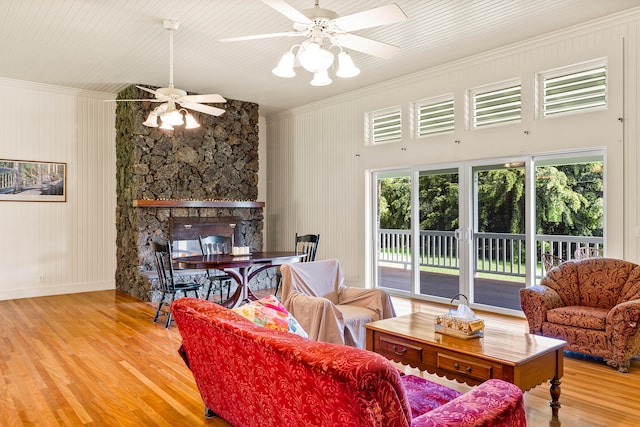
[280,259,396,348]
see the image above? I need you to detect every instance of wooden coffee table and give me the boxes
[365,312,566,416]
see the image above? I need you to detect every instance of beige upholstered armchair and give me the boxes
[520,258,640,372]
[280,259,396,348]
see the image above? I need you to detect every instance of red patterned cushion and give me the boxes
[400,375,461,418]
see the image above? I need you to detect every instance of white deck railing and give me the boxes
[378,229,603,278]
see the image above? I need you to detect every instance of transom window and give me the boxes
[367,106,402,145]
[538,59,607,118]
[469,80,522,129]
[414,94,455,137]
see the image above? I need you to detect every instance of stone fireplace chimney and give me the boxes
[114,85,263,301]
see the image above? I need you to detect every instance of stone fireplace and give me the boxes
[114,85,266,301]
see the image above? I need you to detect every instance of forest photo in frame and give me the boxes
[0,159,66,202]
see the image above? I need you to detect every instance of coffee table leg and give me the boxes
[549,376,561,417]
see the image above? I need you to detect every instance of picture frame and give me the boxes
[0,159,66,202]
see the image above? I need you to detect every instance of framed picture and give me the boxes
[0,159,66,202]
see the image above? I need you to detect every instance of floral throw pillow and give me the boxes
[232,295,308,338]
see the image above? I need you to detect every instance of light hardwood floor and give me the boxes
[1,290,638,426]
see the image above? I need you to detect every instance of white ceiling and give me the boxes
[1,0,638,116]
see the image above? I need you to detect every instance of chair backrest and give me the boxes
[199,235,232,256]
[541,253,564,272]
[541,258,640,308]
[295,233,320,263]
[150,240,176,292]
[574,246,602,261]
[281,259,342,302]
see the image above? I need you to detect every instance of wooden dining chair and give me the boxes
[150,240,203,328]
[274,233,320,297]
[198,235,234,303]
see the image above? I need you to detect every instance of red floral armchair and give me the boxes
[520,258,640,372]
[171,298,526,427]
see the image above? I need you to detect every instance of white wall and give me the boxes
[266,9,640,287]
[0,78,116,300]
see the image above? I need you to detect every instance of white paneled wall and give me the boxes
[266,11,640,287]
[0,78,116,300]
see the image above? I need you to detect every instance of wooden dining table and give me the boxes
[174,251,303,308]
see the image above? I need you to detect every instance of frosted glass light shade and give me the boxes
[161,109,183,126]
[310,69,332,86]
[143,111,158,127]
[298,42,334,73]
[272,51,296,78]
[159,120,174,130]
[184,112,200,129]
[336,51,360,78]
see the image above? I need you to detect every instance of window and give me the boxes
[414,95,455,137]
[367,106,402,145]
[469,80,521,129]
[538,59,607,118]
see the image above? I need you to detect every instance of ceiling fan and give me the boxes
[118,19,226,130]
[220,0,408,85]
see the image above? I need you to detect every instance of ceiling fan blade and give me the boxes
[180,94,227,104]
[331,4,407,32]
[136,85,169,100]
[179,101,226,117]
[333,33,400,59]
[219,32,303,42]
[261,0,312,24]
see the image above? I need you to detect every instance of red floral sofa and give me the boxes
[520,258,640,372]
[171,298,526,427]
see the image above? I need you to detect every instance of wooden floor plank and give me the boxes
[0,290,638,426]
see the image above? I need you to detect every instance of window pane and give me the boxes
[535,157,604,278]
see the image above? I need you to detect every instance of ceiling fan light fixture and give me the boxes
[143,111,159,127]
[159,121,174,131]
[161,109,183,126]
[184,111,200,129]
[298,42,334,73]
[220,2,407,88]
[310,69,332,86]
[336,51,360,78]
[272,51,296,78]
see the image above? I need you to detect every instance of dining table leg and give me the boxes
[221,267,255,308]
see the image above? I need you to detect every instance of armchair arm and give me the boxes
[283,292,346,345]
[606,299,640,364]
[411,379,526,427]
[519,285,564,334]
[338,287,396,320]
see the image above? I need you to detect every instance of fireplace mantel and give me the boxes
[132,200,265,208]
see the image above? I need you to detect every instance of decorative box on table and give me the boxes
[434,294,484,339]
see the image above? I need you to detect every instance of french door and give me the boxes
[373,150,604,314]
[374,166,461,298]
